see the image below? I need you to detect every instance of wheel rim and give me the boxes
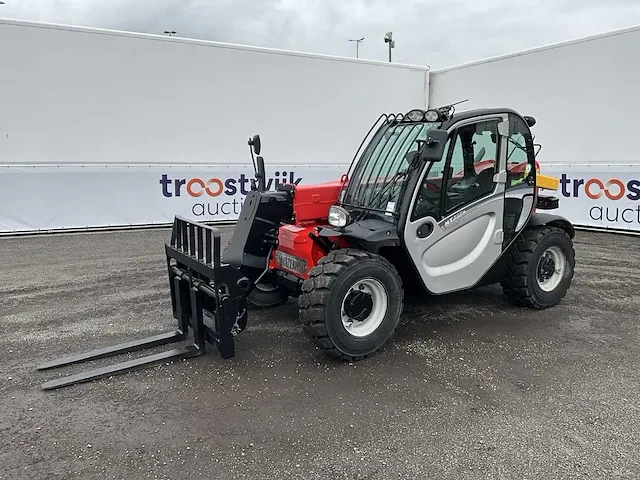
[536,246,567,292]
[341,277,388,338]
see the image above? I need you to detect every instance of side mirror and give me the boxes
[420,128,448,162]
[248,134,261,155]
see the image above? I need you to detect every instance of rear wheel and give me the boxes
[298,249,404,360]
[223,237,290,308]
[247,274,289,308]
[501,225,575,308]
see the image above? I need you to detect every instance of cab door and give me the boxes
[402,113,509,295]
[501,114,538,245]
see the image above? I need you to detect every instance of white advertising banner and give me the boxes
[0,164,348,233]
[1,164,639,235]
[541,165,640,233]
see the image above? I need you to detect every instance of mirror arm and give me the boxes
[256,156,266,192]
[247,140,257,172]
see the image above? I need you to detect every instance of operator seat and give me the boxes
[467,166,496,200]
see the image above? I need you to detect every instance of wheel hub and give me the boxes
[343,289,373,321]
[535,246,567,292]
[537,254,556,281]
[340,278,389,338]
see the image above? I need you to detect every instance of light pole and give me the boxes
[164,30,176,36]
[348,37,364,58]
[384,32,395,62]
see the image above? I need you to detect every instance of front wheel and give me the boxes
[501,225,575,308]
[298,249,404,360]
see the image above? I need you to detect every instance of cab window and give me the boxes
[411,118,501,221]
[505,116,536,189]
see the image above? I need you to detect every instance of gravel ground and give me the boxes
[1,227,639,479]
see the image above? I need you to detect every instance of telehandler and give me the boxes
[38,103,575,390]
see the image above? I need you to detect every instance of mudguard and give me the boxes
[318,218,400,252]
[527,212,575,239]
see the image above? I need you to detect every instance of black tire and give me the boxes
[222,238,289,309]
[298,248,404,360]
[247,277,289,308]
[501,225,575,309]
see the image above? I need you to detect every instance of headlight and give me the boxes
[328,205,349,228]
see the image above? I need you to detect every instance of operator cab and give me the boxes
[324,105,542,293]
[328,105,538,241]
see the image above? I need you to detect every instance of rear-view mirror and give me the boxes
[248,134,261,155]
[420,128,448,162]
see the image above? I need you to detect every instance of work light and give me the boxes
[328,205,349,228]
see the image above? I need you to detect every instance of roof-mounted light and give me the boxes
[424,109,441,122]
[406,109,425,122]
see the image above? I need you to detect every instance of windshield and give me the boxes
[341,120,441,221]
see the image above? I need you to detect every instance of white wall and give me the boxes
[428,27,640,234]
[0,19,430,233]
[429,25,640,167]
[3,18,639,234]
[0,19,429,168]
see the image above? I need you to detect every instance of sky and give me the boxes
[2,0,640,69]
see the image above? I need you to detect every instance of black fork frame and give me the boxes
[37,216,250,390]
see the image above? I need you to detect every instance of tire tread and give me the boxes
[501,225,575,309]
[298,248,404,360]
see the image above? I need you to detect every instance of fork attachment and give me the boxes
[37,216,250,390]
